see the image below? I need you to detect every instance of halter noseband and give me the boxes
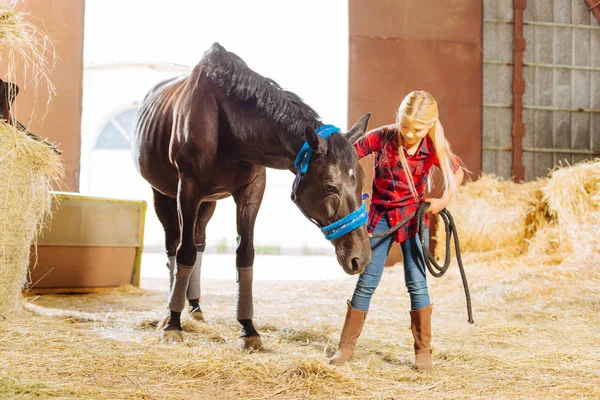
[291,124,368,241]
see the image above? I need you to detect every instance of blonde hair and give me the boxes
[396,90,461,200]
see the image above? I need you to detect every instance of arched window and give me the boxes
[94,106,138,150]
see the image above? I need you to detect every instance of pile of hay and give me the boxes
[0,5,59,317]
[435,159,600,264]
[0,121,62,316]
[541,160,600,264]
[433,174,551,260]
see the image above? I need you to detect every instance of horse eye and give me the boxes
[325,185,338,194]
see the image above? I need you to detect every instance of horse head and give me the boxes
[293,113,373,275]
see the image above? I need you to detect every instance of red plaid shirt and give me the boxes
[354,126,460,243]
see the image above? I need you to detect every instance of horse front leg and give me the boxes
[162,176,202,344]
[233,169,266,351]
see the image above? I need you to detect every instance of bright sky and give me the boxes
[84,0,349,128]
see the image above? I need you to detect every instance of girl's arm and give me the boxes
[425,167,464,214]
[354,124,397,159]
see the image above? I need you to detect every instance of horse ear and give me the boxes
[343,113,371,144]
[305,126,328,155]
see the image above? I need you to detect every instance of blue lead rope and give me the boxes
[292,124,369,242]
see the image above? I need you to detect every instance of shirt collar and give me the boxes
[392,133,433,156]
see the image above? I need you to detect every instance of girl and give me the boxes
[329,90,464,370]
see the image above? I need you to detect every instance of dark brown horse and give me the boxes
[0,79,60,154]
[131,43,372,347]
[0,78,18,123]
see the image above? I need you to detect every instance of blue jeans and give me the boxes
[350,213,430,311]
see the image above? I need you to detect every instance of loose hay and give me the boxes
[0,121,62,316]
[1,257,598,399]
[0,6,55,121]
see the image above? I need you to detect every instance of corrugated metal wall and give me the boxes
[483,0,515,179]
[484,0,600,181]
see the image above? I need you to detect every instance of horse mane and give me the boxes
[202,43,322,137]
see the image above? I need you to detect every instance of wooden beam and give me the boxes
[511,0,526,182]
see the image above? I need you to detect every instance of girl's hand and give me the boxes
[424,198,446,214]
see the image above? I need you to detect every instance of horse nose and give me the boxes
[350,255,369,275]
[351,258,361,273]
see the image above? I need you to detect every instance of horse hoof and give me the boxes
[157,315,168,330]
[161,329,184,344]
[238,336,262,351]
[190,311,204,321]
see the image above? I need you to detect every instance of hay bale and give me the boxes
[525,223,566,263]
[541,159,600,264]
[434,174,550,260]
[0,121,62,316]
[0,4,59,316]
[435,161,600,265]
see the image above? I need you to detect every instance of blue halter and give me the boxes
[291,125,369,241]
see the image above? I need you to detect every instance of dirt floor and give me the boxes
[2,253,599,399]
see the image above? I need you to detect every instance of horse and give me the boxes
[0,78,60,154]
[0,78,18,123]
[131,43,372,348]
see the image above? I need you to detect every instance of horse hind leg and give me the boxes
[233,168,266,351]
[187,201,217,321]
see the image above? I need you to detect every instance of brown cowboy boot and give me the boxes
[410,304,433,371]
[329,300,368,365]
